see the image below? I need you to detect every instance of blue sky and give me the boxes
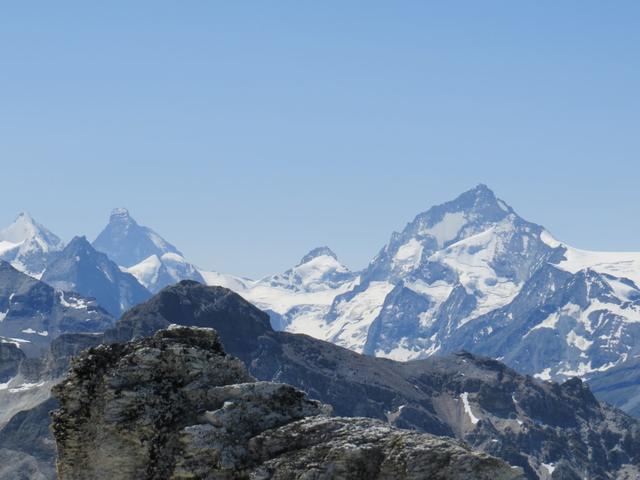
[1,1,639,277]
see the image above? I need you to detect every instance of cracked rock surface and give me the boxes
[52,326,521,480]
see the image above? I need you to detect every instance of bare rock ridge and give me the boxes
[51,326,521,480]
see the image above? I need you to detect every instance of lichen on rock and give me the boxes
[52,326,522,480]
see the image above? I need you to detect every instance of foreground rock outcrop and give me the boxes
[51,326,521,480]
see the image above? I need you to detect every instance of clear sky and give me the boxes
[1,1,639,278]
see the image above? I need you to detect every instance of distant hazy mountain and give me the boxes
[41,236,151,317]
[0,260,113,356]
[93,208,181,267]
[93,208,204,292]
[0,213,64,277]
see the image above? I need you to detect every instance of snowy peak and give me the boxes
[298,246,338,266]
[261,248,354,294]
[363,185,543,285]
[0,212,63,251]
[325,186,561,355]
[94,208,208,293]
[126,252,205,294]
[409,184,514,248]
[93,208,182,267]
[0,212,64,276]
[1,212,38,244]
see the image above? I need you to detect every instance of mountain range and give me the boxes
[4,282,640,479]
[222,185,640,404]
[1,185,640,418]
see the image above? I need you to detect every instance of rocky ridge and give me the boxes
[41,236,151,317]
[51,326,520,480]
[0,260,114,357]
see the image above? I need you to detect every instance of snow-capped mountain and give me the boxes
[238,185,640,392]
[93,208,181,267]
[41,236,151,317]
[0,260,114,356]
[0,213,64,277]
[3,185,639,400]
[202,247,357,333]
[325,184,561,357]
[93,208,204,292]
[259,246,355,293]
[443,264,640,381]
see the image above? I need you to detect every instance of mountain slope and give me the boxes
[442,264,640,382]
[0,260,113,357]
[41,236,151,317]
[93,208,204,292]
[0,213,64,277]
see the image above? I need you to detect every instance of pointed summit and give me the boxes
[0,212,64,276]
[414,184,514,228]
[42,235,151,317]
[64,235,94,255]
[93,209,205,292]
[93,209,182,267]
[299,246,338,265]
[0,212,62,247]
[109,207,133,221]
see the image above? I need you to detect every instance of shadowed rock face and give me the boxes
[0,260,114,357]
[41,236,151,318]
[51,326,520,480]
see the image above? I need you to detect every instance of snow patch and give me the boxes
[460,392,480,425]
[8,381,45,393]
[541,462,556,475]
[566,330,593,351]
[421,212,467,247]
[534,368,552,381]
[393,239,423,271]
[326,281,395,352]
[550,240,640,286]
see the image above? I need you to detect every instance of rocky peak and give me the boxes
[51,326,521,480]
[298,246,338,265]
[93,208,182,268]
[41,235,151,317]
[109,207,133,222]
[61,236,92,256]
[409,184,514,240]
